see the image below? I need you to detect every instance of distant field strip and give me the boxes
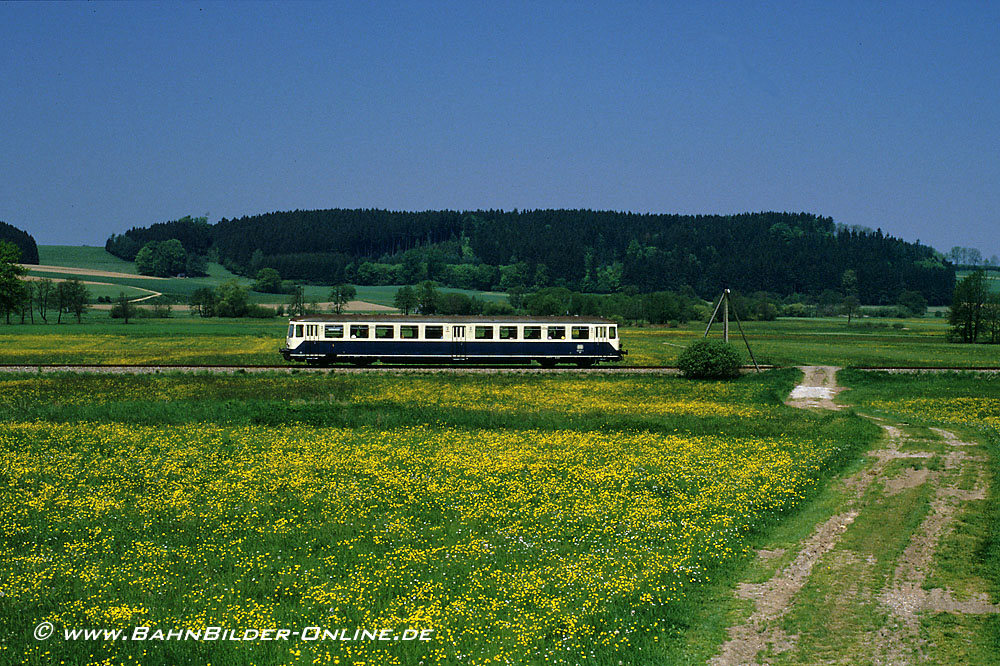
[20,263,166,280]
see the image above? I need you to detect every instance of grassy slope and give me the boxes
[38,245,140,273]
[30,245,506,307]
[32,246,252,301]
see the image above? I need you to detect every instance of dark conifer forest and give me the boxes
[105,209,956,305]
[0,221,39,264]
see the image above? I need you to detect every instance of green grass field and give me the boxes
[956,268,1000,292]
[67,284,153,303]
[37,245,140,273]
[625,317,1000,367]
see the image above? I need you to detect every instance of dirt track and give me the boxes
[712,367,998,665]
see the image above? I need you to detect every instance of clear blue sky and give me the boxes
[2,1,998,259]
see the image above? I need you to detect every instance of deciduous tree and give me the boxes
[253,268,283,293]
[35,278,55,322]
[135,239,187,277]
[111,291,137,323]
[190,287,217,317]
[329,284,357,314]
[983,292,1000,344]
[19,280,34,323]
[288,284,306,316]
[56,278,90,323]
[898,290,928,317]
[841,269,859,325]
[394,286,417,314]
[949,269,988,343]
[415,281,438,314]
[0,241,28,324]
[215,280,249,318]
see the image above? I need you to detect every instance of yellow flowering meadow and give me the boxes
[1,388,856,666]
[0,375,304,407]
[348,376,769,419]
[868,396,1000,431]
[0,330,280,365]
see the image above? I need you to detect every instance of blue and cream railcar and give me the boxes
[280,315,625,366]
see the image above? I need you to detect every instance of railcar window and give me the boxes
[400,325,418,339]
[375,325,394,339]
[523,326,541,340]
[288,325,295,338]
[306,325,318,337]
[452,325,466,338]
[324,324,344,339]
[294,325,304,337]
[547,326,566,340]
[474,326,494,340]
[350,325,369,339]
[499,326,518,339]
[610,326,617,339]
[425,326,444,339]
[571,326,590,340]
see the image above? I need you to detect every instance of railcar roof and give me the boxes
[287,314,617,324]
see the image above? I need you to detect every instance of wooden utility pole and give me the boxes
[704,289,760,372]
[723,289,729,343]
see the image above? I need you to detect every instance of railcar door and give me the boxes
[451,325,467,361]
[594,325,609,357]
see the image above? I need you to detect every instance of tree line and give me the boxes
[104,209,956,305]
[106,216,211,277]
[386,281,932,326]
[946,246,1000,268]
[0,242,89,323]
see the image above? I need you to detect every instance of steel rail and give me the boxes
[0,364,998,374]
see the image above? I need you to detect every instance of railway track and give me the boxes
[0,363,681,374]
[0,364,997,374]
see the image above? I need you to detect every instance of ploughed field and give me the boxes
[0,371,878,665]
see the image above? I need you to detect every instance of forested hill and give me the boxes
[0,221,39,264]
[106,209,955,304]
